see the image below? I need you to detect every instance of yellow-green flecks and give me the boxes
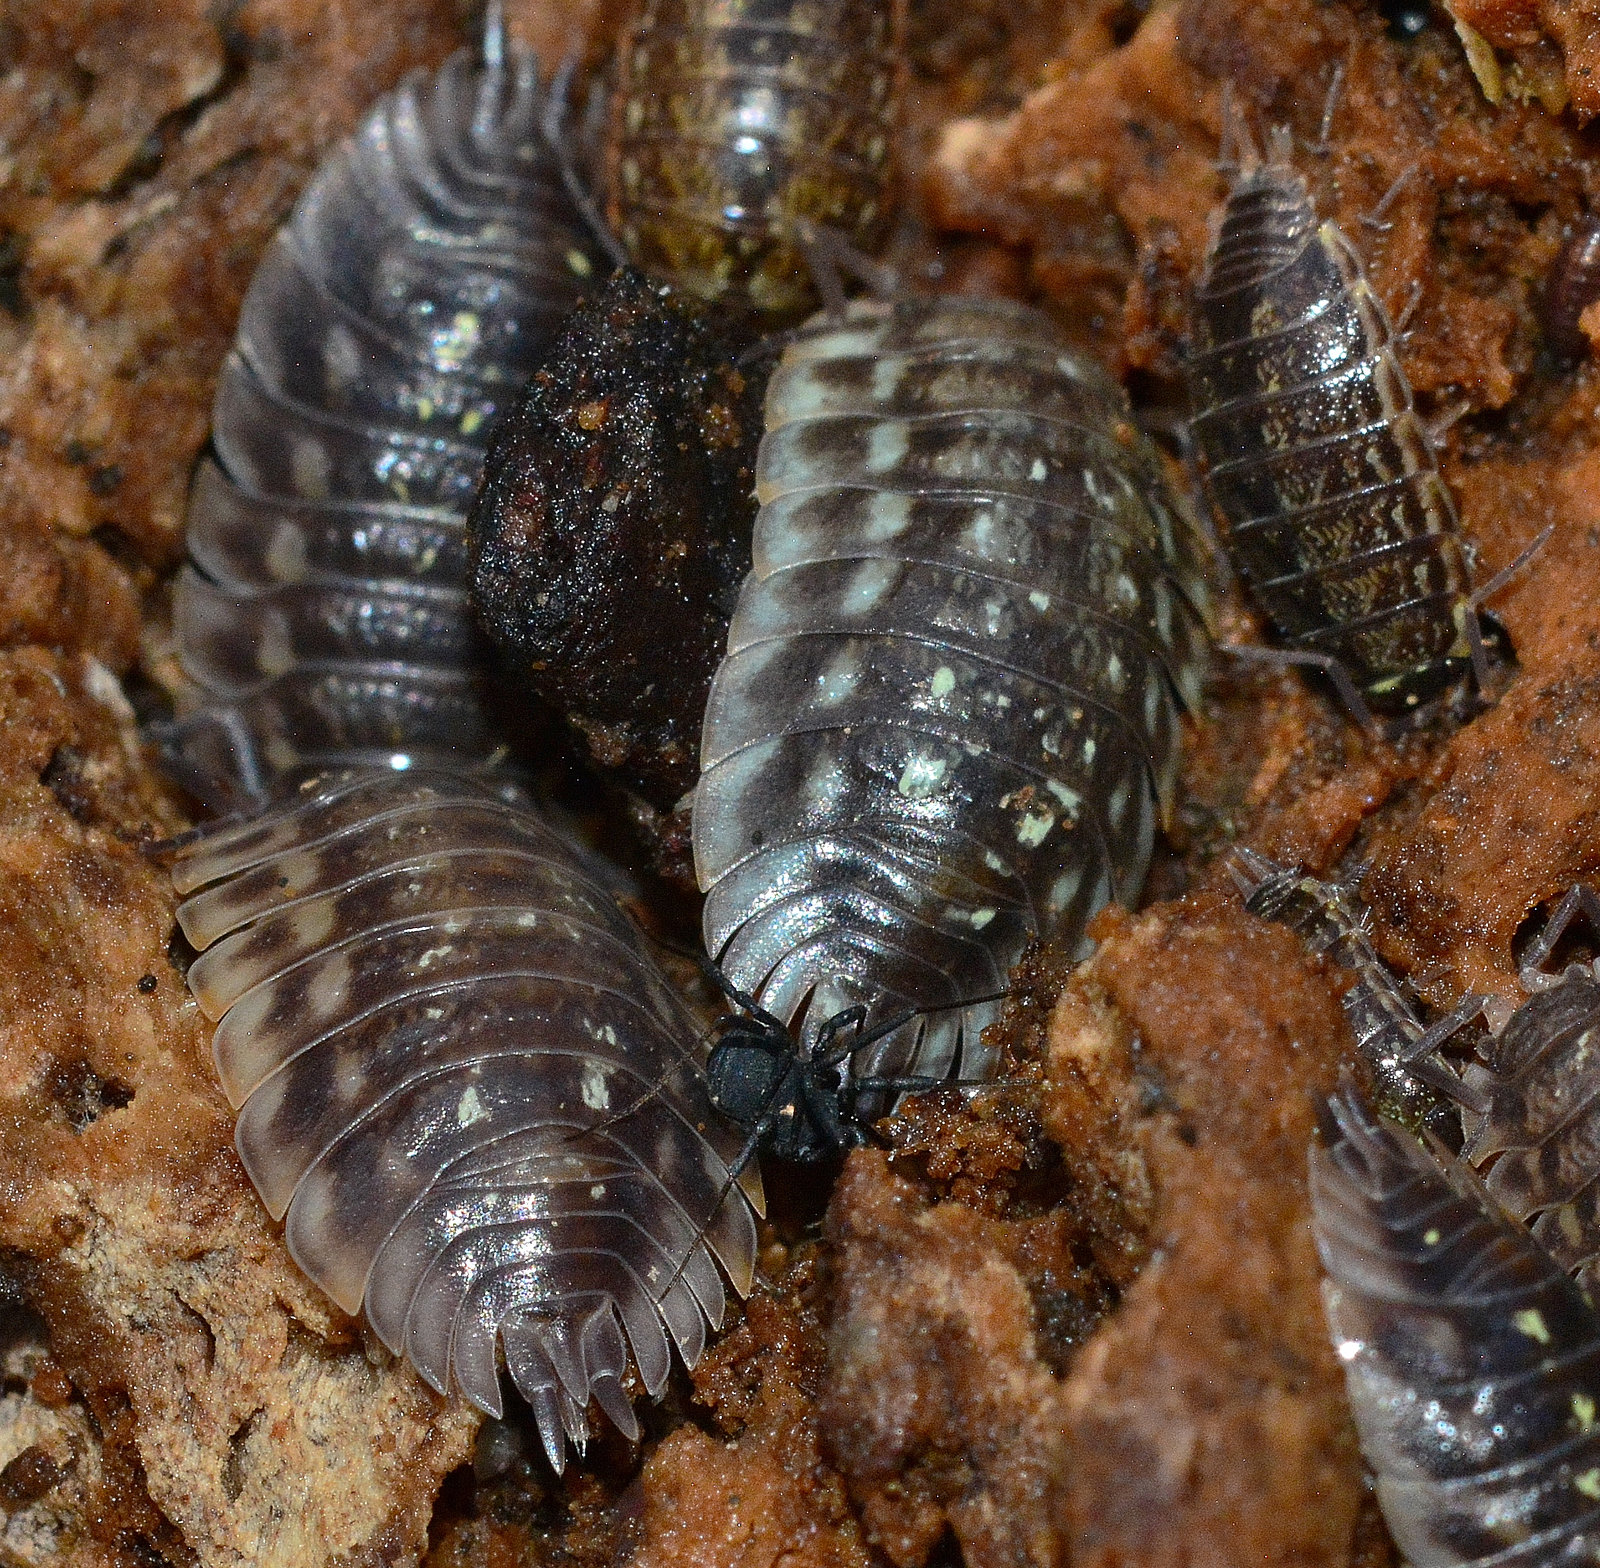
[433,310,482,369]
[1514,1308,1552,1344]
[1423,1228,1440,1246]
[970,907,996,929]
[897,753,948,799]
[1029,590,1051,612]
[1574,1393,1598,1433]
[460,408,484,436]
[929,666,957,699]
[1575,1468,1600,1501]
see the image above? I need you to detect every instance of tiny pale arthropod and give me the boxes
[158,14,592,807]
[169,768,761,1469]
[694,293,1211,1156]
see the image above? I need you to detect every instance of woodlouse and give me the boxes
[694,295,1211,1148]
[156,21,592,808]
[1312,1084,1600,1565]
[1237,852,1600,1294]
[1188,143,1485,714]
[604,0,906,323]
[168,767,761,1469]
[1544,219,1600,362]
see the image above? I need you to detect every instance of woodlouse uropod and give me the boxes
[604,0,906,323]
[693,294,1211,1156]
[1188,136,1491,717]
[155,15,592,808]
[1312,1084,1600,1565]
[168,767,762,1470]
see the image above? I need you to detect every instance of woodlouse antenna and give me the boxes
[1358,162,1418,233]
[1221,642,1378,731]
[541,59,630,271]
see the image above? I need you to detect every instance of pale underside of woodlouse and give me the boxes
[694,294,1211,1135]
[156,30,592,808]
[605,0,905,323]
[1312,1086,1600,1565]
[1237,852,1600,1296]
[1188,156,1479,712]
[169,768,761,1470]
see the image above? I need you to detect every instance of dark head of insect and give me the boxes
[702,970,1005,1165]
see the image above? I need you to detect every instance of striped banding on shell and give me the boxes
[171,768,761,1469]
[695,295,1210,1125]
[605,0,905,322]
[1312,1086,1600,1564]
[159,37,592,806]
[1188,156,1478,711]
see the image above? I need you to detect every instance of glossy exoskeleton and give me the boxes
[1188,146,1483,713]
[1312,1084,1600,1565]
[694,294,1211,1148]
[168,768,761,1470]
[157,19,592,808]
[604,0,906,323]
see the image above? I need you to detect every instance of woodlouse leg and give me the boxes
[1358,163,1418,232]
[1517,883,1600,991]
[1392,279,1424,337]
[791,216,901,316]
[541,59,628,270]
[1460,523,1554,690]
[1392,991,1488,1064]
[1221,643,1378,731]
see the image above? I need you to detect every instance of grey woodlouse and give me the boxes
[1237,851,1600,1296]
[693,295,1211,1152]
[604,0,906,323]
[156,19,592,808]
[168,767,761,1470]
[1187,141,1485,714]
[1312,1084,1600,1565]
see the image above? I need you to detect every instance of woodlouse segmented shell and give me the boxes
[1312,1086,1600,1563]
[1188,158,1477,711]
[171,768,761,1469]
[157,40,593,807]
[604,0,905,322]
[694,295,1210,1128]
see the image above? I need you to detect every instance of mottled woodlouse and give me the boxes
[1188,137,1490,716]
[156,21,592,808]
[694,295,1211,1155]
[604,0,906,323]
[1312,1085,1600,1565]
[168,769,761,1469]
[1238,852,1600,1295]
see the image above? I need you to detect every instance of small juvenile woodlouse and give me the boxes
[694,294,1211,1151]
[1188,139,1486,715]
[1544,219,1600,362]
[604,0,906,323]
[1311,1083,1600,1566]
[1237,852,1600,1294]
[168,768,761,1470]
[157,19,592,807]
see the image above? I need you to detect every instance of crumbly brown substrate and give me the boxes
[7,0,1600,1564]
